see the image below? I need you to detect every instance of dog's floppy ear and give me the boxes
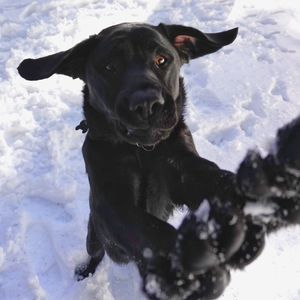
[18,35,99,81]
[158,23,238,61]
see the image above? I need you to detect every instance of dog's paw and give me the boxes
[237,150,271,200]
[142,254,230,300]
[237,116,300,201]
[176,199,246,273]
[142,254,200,300]
[142,199,248,300]
[74,255,104,281]
[237,135,300,227]
[74,262,92,281]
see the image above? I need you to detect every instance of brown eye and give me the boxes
[154,55,167,67]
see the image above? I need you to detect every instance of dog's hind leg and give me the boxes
[75,215,105,280]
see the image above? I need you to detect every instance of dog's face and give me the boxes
[18,23,238,146]
[85,24,183,146]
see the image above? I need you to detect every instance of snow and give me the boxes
[195,199,210,223]
[1,0,300,299]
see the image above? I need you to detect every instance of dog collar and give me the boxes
[136,143,156,152]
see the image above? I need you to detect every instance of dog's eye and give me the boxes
[105,63,116,73]
[154,55,168,67]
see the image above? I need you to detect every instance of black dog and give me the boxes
[18,23,300,300]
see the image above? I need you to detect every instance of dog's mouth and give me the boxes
[117,122,172,148]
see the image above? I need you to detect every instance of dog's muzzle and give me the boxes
[115,87,178,147]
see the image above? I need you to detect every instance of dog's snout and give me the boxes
[128,89,165,120]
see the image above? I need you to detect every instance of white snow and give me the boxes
[1,0,300,299]
[195,199,210,223]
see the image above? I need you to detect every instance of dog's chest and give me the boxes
[135,150,175,221]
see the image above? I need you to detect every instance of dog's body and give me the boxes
[76,24,239,274]
[82,89,233,263]
[20,23,294,299]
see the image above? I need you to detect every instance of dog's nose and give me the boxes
[129,89,165,120]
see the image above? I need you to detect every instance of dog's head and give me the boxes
[18,23,238,147]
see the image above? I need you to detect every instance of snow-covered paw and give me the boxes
[74,254,104,281]
[237,115,300,226]
[142,254,230,300]
[74,262,90,281]
[142,199,247,300]
[142,254,201,300]
[176,199,246,272]
[237,150,271,199]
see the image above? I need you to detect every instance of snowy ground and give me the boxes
[1,0,300,299]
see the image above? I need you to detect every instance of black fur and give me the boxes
[18,23,300,300]
[16,23,247,299]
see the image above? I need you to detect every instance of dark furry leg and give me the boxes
[75,215,105,280]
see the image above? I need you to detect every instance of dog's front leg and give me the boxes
[163,124,239,210]
[142,125,259,300]
[78,137,177,278]
[143,119,300,299]
[75,210,106,280]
